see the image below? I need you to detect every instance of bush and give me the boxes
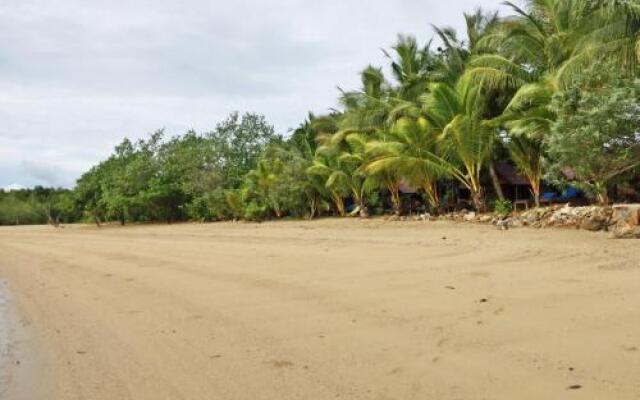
[243,201,268,222]
[547,62,640,204]
[492,199,513,217]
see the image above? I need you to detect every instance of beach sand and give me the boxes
[0,279,49,400]
[0,219,639,399]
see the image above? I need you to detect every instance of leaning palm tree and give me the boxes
[430,7,501,85]
[383,35,440,104]
[422,78,495,211]
[460,1,594,204]
[483,79,555,208]
[338,66,391,134]
[307,148,349,217]
[506,135,544,207]
[431,10,509,200]
[466,0,640,114]
[309,132,372,217]
[335,64,408,215]
[364,116,444,211]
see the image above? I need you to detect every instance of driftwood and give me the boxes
[45,205,62,228]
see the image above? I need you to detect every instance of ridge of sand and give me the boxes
[0,219,639,399]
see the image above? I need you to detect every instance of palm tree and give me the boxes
[430,8,501,85]
[383,35,440,103]
[307,149,349,217]
[338,66,391,134]
[430,10,509,201]
[364,116,443,211]
[244,158,285,218]
[334,65,407,215]
[422,78,495,211]
[506,135,544,207]
[466,0,640,115]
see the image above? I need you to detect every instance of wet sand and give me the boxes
[0,280,49,400]
[0,219,639,399]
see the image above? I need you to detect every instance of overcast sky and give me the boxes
[0,0,506,189]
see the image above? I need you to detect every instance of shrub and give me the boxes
[243,201,268,222]
[492,199,513,217]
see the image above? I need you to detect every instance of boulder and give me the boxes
[463,212,477,222]
[510,218,524,228]
[608,205,640,239]
[580,215,608,232]
[611,222,640,239]
[612,204,640,227]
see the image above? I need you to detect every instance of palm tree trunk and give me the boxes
[489,162,505,201]
[531,179,541,207]
[309,198,317,219]
[388,183,401,216]
[422,181,440,212]
[470,186,486,212]
[595,182,609,205]
[332,193,345,217]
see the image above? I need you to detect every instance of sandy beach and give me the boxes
[0,219,639,399]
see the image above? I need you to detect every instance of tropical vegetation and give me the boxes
[2,0,639,225]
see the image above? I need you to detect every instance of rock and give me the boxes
[580,215,608,232]
[611,222,640,239]
[437,204,631,235]
[510,218,523,228]
[612,204,640,227]
[419,213,431,221]
[463,212,477,222]
[496,218,510,230]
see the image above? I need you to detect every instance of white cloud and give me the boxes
[0,0,505,188]
[2,184,25,191]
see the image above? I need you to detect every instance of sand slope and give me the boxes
[0,220,639,399]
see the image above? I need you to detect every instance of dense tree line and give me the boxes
[4,0,640,226]
[0,187,79,226]
[73,112,283,224]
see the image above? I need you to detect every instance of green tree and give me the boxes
[547,63,640,204]
[365,116,443,211]
[211,112,280,188]
[423,79,495,211]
